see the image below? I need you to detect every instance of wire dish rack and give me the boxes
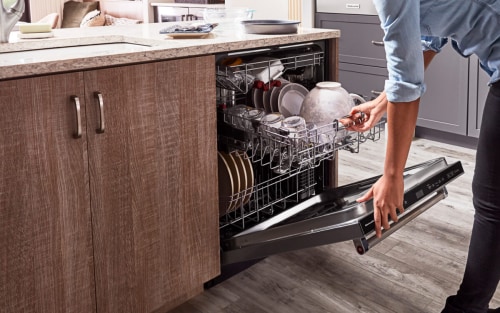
[215,42,384,233]
[218,109,385,233]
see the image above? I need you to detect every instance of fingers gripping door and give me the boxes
[221,158,464,265]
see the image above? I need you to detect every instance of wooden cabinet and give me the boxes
[0,73,96,313]
[85,57,220,313]
[0,56,220,313]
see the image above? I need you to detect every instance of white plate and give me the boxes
[230,151,248,208]
[218,151,235,216]
[278,83,309,117]
[252,88,264,109]
[166,32,213,39]
[262,89,273,113]
[221,151,241,213]
[239,153,254,205]
[270,79,289,113]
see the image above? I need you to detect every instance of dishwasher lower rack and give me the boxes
[217,112,385,233]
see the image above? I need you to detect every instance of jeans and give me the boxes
[442,81,500,312]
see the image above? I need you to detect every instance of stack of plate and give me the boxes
[252,79,309,117]
[218,150,254,216]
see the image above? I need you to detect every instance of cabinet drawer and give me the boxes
[316,13,386,67]
[338,63,386,100]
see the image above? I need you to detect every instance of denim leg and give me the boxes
[442,83,500,313]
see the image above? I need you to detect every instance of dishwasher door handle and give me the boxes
[353,187,448,255]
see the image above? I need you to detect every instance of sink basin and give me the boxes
[0,42,152,65]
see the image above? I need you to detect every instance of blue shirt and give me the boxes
[373,0,500,102]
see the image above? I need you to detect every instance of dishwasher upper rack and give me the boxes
[216,50,325,94]
[220,108,384,173]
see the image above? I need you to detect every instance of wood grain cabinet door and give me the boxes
[0,73,96,313]
[84,56,220,313]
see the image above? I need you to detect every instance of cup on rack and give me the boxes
[242,108,265,131]
[280,116,307,146]
[225,104,251,129]
[259,112,285,155]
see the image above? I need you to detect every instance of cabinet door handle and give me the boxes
[94,92,105,133]
[371,40,384,46]
[71,95,82,139]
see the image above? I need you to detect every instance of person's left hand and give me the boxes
[356,174,405,238]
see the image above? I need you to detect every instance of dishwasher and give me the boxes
[213,40,464,280]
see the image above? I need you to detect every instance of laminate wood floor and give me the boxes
[170,134,500,313]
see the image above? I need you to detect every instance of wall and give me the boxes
[29,0,157,25]
[29,0,64,22]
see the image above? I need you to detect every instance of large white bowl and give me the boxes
[300,82,355,127]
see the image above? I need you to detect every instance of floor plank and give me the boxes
[169,135,500,312]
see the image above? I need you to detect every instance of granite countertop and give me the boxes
[0,23,339,80]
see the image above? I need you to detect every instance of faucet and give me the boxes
[0,0,25,43]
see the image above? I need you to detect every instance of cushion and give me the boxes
[62,1,99,28]
[80,9,105,27]
[104,14,142,26]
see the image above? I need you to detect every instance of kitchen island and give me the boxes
[0,24,339,313]
[1,23,339,79]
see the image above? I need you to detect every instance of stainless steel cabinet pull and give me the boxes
[371,40,384,46]
[94,91,105,133]
[71,95,82,138]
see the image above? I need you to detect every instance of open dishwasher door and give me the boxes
[221,157,464,265]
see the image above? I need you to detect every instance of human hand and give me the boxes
[356,174,405,238]
[346,96,387,132]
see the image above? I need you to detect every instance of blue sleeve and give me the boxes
[373,0,425,103]
[421,36,448,52]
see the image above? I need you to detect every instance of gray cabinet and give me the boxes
[316,11,484,145]
[417,44,469,135]
[316,13,386,101]
[468,56,489,138]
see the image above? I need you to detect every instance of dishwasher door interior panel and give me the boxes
[221,158,464,265]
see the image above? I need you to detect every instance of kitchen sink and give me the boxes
[0,42,152,65]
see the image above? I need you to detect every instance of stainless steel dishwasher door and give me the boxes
[221,157,464,265]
